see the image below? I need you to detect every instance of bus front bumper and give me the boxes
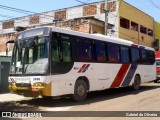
[9,82,51,97]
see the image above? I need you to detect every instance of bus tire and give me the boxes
[132,75,141,91]
[154,80,158,83]
[72,80,88,102]
[42,96,52,99]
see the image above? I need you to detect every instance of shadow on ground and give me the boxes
[14,82,160,109]
[0,82,159,119]
[0,100,40,120]
[0,101,39,111]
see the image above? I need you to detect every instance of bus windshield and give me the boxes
[10,36,49,75]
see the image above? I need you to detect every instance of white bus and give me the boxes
[8,26,156,101]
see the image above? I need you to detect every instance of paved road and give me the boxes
[1,82,160,120]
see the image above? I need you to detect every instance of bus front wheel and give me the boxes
[132,75,141,91]
[72,80,88,102]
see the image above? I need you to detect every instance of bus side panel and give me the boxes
[137,64,156,83]
[48,63,124,96]
[46,63,156,97]
[88,63,122,91]
[125,64,156,86]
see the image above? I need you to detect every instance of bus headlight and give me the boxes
[33,82,44,87]
[9,82,15,87]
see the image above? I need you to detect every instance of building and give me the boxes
[0,0,159,56]
[154,21,160,50]
[119,0,155,47]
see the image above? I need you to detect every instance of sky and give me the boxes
[0,0,159,22]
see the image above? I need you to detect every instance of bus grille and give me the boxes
[16,83,31,87]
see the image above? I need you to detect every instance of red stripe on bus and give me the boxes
[110,64,130,88]
[78,64,87,73]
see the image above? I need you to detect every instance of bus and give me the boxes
[7,26,156,102]
[155,51,160,82]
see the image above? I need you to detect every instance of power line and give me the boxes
[147,0,160,10]
[0,0,117,24]
[0,4,55,21]
[0,0,120,34]
[74,0,117,20]
[85,0,92,2]
[74,0,138,40]
[75,0,88,5]
[0,2,105,24]
[75,0,108,13]
[0,14,13,19]
[0,5,34,15]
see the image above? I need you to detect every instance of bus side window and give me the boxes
[108,44,120,62]
[94,42,106,62]
[147,50,155,64]
[77,40,92,61]
[120,46,130,63]
[52,39,60,62]
[131,48,140,63]
[62,41,72,62]
[141,49,147,64]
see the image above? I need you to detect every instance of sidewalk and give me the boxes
[0,93,26,102]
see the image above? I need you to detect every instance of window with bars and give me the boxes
[120,17,130,29]
[140,25,147,34]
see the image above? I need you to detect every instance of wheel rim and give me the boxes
[76,84,85,97]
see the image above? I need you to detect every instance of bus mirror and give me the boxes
[6,48,8,56]
[6,40,15,56]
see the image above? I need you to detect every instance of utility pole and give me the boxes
[104,0,109,35]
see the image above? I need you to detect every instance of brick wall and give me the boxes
[0,20,90,52]
[0,33,16,52]
[2,21,14,29]
[29,16,40,25]
[55,10,66,20]
[83,5,97,16]
[0,35,7,52]
[100,1,116,13]
[55,19,90,33]
[0,1,116,32]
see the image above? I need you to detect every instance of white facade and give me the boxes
[40,11,55,24]
[14,17,29,27]
[67,6,83,20]
[0,0,118,37]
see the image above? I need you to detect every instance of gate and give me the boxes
[0,62,10,93]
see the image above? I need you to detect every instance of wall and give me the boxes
[53,17,104,34]
[154,21,160,50]
[119,0,154,47]
[0,1,117,33]
[0,33,16,56]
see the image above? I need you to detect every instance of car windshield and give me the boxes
[10,36,49,75]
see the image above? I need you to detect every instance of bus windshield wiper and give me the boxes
[25,36,39,47]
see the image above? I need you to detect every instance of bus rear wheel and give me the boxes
[72,80,87,102]
[132,75,141,91]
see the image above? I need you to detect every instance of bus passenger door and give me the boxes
[51,33,74,94]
